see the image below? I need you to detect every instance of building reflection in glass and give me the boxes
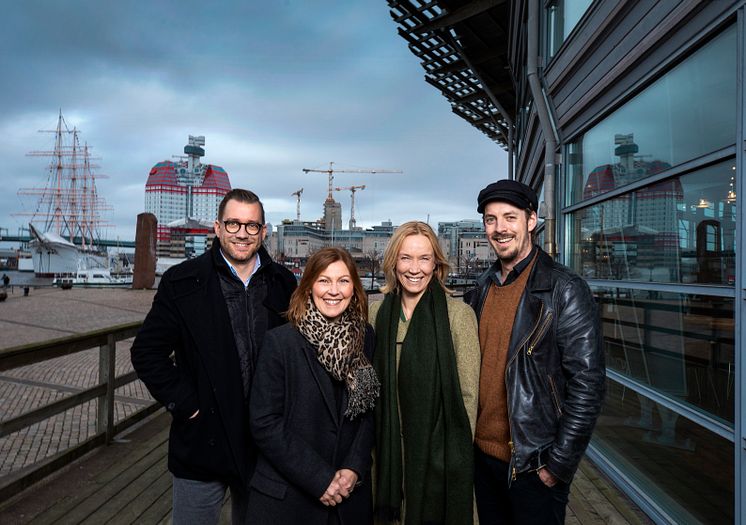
[593,286,734,423]
[569,159,736,286]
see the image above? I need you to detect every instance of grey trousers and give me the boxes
[172,476,249,525]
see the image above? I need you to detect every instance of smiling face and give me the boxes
[311,260,354,321]
[214,199,267,271]
[483,200,537,273]
[395,234,436,302]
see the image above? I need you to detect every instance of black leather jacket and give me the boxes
[465,248,605,483]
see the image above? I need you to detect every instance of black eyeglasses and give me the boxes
[222,220,263,235]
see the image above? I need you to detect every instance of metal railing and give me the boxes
[0,321,159,501]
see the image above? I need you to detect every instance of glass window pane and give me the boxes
[594,382,733,524]
[567,160,737,285]
[546,0,593,58]
[566,26,736,204]
[595,286,734,423]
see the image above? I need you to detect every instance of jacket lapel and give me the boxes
[300,340,340,426]
[174,268,240,401]
[507,250,551,362]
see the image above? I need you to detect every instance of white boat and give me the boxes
[155,256,186,276]
[29,224,108,277]
[54,268,132,288]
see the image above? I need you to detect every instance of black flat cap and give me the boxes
[477,179,538,214]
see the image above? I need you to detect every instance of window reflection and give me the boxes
[594,380,733,524]
[546,0,593,58]
[594,287,734,423]
[566,25,736,204]
[569,161,736,285]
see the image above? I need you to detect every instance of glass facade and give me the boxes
[546,0,594,58]
[566,26,736,205]
[594,286,734,423]
[559,21,738,524]
[567,160,737,285]
[593,380,733,524]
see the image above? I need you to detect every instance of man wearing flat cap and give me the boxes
[465,179,605,524]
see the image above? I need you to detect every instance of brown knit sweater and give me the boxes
[475,255,536,461]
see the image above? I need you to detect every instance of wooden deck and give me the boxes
[0,410,652,524]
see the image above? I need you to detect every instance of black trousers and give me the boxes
[474,446,570,525]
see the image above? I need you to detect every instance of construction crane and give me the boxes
[291,188,303,222]
[334,185,366,230]
[302,161,402,201]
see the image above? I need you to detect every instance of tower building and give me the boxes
[144,136,231,256]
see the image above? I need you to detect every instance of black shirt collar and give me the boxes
[490,245,538,286]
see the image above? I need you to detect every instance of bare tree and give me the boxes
[363,249,383,290]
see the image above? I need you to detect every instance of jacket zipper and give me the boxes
[505,335,523,482]
[548,375,563,416]
[506,303,552,482]
[514,303,544,356]
[526,311,553,356]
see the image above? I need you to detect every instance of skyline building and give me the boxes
[144,136,230,256]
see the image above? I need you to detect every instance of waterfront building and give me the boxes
[159,218,215,259]
[388,1,745,523]
[269,220,395,265]
[438,220,492,276]
[144,136,230,257]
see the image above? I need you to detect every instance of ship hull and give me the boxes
[30,241,107,277]
[28,225,107,277]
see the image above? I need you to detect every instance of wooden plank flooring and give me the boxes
[0,410,652,524]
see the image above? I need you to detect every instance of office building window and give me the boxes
[593,379,733,524]
[567,160,737,286]
[566,25,736,205]
[593,285,734,423]
[546,0,593,58]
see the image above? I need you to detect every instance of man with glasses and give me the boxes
[132,188,297,524]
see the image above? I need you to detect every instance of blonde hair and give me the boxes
[380,221,451,295]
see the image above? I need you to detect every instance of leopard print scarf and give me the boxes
[297,297,380,419]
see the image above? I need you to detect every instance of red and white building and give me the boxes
[144,136,231,256]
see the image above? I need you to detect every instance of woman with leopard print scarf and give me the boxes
[248,247,379,525]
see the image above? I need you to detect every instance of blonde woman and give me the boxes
[370,221,479,524]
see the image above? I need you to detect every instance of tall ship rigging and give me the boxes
[16,111,111,277]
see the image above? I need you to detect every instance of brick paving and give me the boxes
[0,286,156,476]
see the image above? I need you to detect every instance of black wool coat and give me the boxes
[247,323,376,525]
[130,243,296,486]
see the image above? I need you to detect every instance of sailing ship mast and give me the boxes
[17,111,111,251]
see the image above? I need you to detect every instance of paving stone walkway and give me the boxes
[0,287,156,476]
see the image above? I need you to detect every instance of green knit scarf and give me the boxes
[373,281,474,525]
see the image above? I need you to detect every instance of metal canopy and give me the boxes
[388,0,515,149]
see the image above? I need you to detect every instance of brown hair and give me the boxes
[482,207,537,242]
[287,247,368,325]
[380,221,451,295]
[218,188,265,223]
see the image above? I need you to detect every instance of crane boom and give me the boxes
[302,161,402,200]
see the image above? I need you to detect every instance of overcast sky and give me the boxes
[1,0,506,243]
